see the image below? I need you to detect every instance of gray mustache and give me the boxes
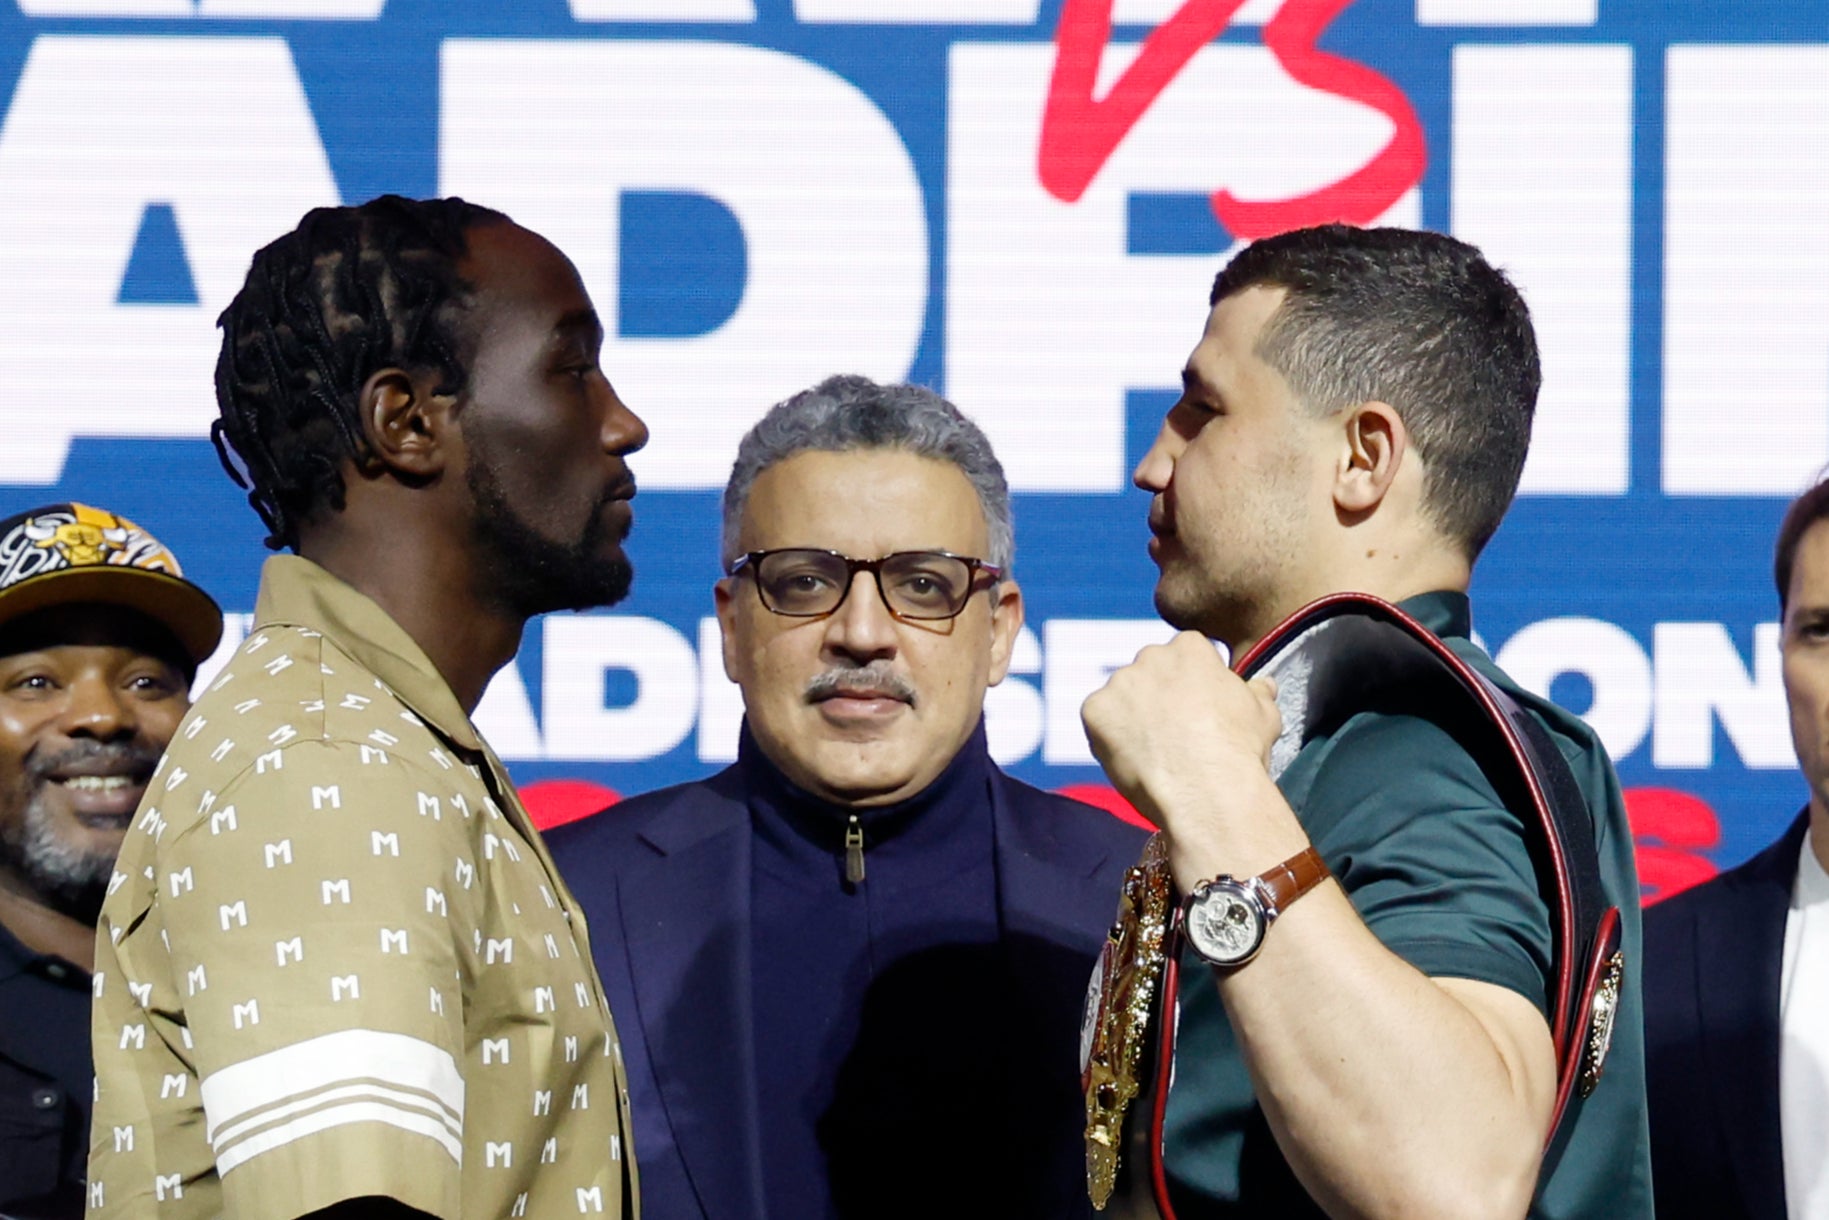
[804,665,918,707]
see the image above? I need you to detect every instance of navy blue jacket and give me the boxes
[1644,809,1810,1220]
[547,760,1145,1220]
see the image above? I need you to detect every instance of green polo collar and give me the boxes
[1393,589,1473,641]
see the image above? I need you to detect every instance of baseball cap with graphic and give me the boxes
[0,503,224,670]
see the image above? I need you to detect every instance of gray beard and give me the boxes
[0,790,115,924]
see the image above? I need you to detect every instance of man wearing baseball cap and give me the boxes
[0,502,220,1220]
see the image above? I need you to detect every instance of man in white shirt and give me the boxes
[1646,475,1829,1220]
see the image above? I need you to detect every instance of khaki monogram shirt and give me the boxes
[87,556,637,1219]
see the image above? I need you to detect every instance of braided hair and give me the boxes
[211,194,512,550]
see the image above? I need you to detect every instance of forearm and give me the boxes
[1211,883,1552,1220]
[1083,634,1556,1219]
[1163,773,1554,1220]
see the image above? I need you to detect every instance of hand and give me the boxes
[1082,632,1299,878]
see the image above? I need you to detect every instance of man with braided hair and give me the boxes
[87,195,649,1220]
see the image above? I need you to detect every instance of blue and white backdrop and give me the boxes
[2,0,1824,899]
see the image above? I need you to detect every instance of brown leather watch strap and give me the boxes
[1256,846,1330,915]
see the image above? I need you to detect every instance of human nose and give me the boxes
[1133,418,1182,492]
[823,568,900,661]
[59,674,134,741]
[600,385,649,457]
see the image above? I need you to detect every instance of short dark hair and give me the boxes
[1774,476,1829,614]
[211,194,511,551]
[1211,224,1541,559]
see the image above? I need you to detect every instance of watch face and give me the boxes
[1186,884,1265,965]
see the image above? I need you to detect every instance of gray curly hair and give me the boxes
[720,374,1015,572]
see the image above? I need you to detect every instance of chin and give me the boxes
[1155,575,1259,645]
[800,749,920,806]
[823,779,921,807]
[814,763,911,800]
[3,819,118,918]
[522,562,635,617]
[1152,583,1215,636]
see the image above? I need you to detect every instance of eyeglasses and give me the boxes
[727,549,1002,621]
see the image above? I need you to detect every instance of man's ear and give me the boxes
[359,367,452,480]
[986,577,1025,686]
[713,577,742,683]
[1334,400,1408,515]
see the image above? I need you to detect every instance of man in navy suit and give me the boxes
[1646,476,1829,1220]
[547,375,1146,1220]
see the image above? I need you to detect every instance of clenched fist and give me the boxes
[1082,631,1309,887]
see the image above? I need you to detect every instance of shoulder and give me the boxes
[1297,707,1502,827]
[1646,811,1807,949]
[166,724,456,816]
[992,771,1149,865]
[1295,700,1534,881]
[1294,630,1618,835]
[1451,636,1616,783]
[545,766,748,862]
[166,627,447,804]
[155,708,477,856]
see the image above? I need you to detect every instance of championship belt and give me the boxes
[1081,835,1174,1209]
[1081,592,1626,1216]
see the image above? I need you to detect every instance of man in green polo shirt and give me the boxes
[1082,225,1650,1219]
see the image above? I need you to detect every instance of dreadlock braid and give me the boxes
[211,194,511,550]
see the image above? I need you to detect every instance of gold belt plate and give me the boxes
[1082,833,1175,1209]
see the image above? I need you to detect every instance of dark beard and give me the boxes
[466,450,635,619]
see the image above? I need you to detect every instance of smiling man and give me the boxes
[548,375,1145,1220]
[0,503,220,1220]
[86,197,647,1220]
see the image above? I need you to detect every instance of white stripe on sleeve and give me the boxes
[201,1029,465,1173]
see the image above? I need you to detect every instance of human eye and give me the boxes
[550,335,601,382]
[1184,388,1229,421]
[1793,612,1829,643]
[126,668,185,699]
[770,555,836,588]
[886,555,968,614]
[902,573,942,595]
[761,553,844,612]
[781,569,835,596]
[1173,367,1222,416]
[1,669,57,699]
[1165,395,1219,442]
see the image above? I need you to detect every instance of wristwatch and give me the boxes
[1180,846,1330,967]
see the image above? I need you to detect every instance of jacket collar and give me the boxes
[1699,808,1808,1220]
[741,721,996,876]
[613,770,760,1220]
[616,761,1122,1220]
